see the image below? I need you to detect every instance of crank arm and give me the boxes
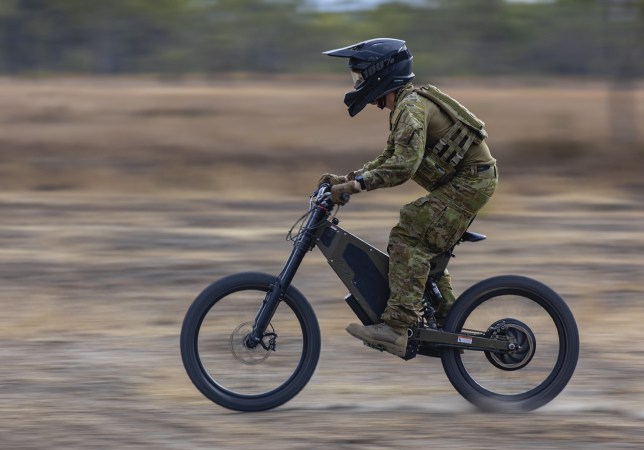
[414,328,514,352]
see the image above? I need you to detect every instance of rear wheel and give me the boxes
[180,272,321,411]
[440,275,579,411]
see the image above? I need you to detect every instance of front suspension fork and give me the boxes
[246,280,284,349]
[246,205,326,348]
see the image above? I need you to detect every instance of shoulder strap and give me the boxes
[415,84,487,140]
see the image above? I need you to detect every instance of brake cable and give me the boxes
[286,187,339,242]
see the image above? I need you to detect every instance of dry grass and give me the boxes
[1,76,642,194]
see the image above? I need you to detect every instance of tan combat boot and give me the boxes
[345,322,409,357]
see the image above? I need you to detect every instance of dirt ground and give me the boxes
[1,77,644,449]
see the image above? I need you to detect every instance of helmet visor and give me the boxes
[350,70,365,88]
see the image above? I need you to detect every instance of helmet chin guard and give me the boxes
[324,38,414,116]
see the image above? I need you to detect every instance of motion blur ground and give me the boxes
[1,77,644,448]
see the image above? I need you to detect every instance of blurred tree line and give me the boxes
[0,0,642,79]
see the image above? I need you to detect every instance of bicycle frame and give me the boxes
[248,190,514,357]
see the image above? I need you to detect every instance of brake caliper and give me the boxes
[260,332,278,351]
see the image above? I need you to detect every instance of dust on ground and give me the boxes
[1,77,644,449]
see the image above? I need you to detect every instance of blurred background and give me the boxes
[0,0,643,192]
[1,1,644,449]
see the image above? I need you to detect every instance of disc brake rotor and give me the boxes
[229,321,273,365]
[485,318,536,371]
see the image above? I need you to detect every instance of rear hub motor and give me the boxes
[485,318,536,371]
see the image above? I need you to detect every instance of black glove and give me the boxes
[331,180,361,205]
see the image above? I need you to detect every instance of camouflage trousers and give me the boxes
[381,164,498,328]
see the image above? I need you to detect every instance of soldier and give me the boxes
[320,38,498,357]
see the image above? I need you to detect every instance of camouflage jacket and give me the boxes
[358,83,495,192]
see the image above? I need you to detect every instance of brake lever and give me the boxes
[314,184,332,204]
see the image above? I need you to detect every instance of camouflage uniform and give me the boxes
[353,84,497,328]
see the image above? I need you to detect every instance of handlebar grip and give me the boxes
[341,192,351,204]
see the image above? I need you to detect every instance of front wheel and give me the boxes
[180,272,321,411]
[441,275,579,411]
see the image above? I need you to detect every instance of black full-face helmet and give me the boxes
[323,38,414,117]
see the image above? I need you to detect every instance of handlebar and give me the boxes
[313,183,351,208]
[314,183,332,204]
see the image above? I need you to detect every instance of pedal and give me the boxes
[402,343,418,361]
[363,341,385,352]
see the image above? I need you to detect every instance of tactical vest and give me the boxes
[412,84,487,191]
